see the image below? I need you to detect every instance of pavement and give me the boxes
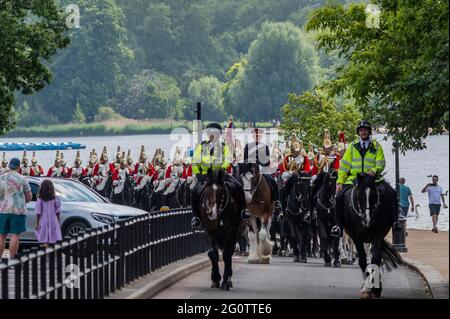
[151,255,431,299]
[399,229,449,299]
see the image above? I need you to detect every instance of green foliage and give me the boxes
[186,76,225,121]
[223,22,320,122]
[280,89,361,146]
[73,102,86,124]
[0,0,69,134]
[306,0,449,151]
[19,0,133,123]
[94,106,122,122]
[114,70,181,119]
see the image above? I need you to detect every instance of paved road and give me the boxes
[153,255,431,299]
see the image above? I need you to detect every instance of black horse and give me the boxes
[96,175,113,200]
[199,169,245,290]
[341,173,403,298]
[284,171,312,263]
[314,170,341,267]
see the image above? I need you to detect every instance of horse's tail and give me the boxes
[382,240,404,272]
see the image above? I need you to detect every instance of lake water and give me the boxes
[1,132,448,231]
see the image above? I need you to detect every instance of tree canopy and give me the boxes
[306,0,449,151]
[0,0,69,134]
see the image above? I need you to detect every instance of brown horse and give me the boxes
[239,163,274,264]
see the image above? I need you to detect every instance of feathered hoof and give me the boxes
[228,279,233,288]
[211,281,220,289]
[299,257,307,263]
[260,257,271,264]
[293,255,300,263]
[247,258,261,264]
[360,291,372,299]
[333,260,342,268]
[220,281,231,291]
[324,262,332,267]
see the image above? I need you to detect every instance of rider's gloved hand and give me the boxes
[336,184,343,193]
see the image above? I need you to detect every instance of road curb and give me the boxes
[402,257,449,299]
[124,257,211,299]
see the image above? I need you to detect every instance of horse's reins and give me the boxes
[316,175,337,214]
[243,172,262,198]
[350,186,381,224]
[287,175,311,215]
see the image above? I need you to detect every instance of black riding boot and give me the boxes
[190,176,205,229]
[331,185,350,237]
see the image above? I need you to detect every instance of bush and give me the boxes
[94,107,122,122]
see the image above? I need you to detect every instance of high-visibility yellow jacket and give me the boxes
[192,141,231,175]
[337,139,386,185]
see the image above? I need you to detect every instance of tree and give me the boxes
[72,102,86,124]
[280,89,361,146]
[306,0,449,151]
[0,0,69,134]
[22,0,133,122]
[223,22,320,122]
[113,70,180,119]
[186,76,225,121]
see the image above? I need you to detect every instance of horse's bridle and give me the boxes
[202,182,231,218]
[316,173,337,214]
[288,175,311,215]
[243,172,262,198]
[350,185,381,225]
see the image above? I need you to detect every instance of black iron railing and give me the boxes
[0,209,208,299]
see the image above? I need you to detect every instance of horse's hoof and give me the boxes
[333,260,341,268]
[220,282,230,291]
[293,256,300,263]
[324,262,332,267]
[307,253,313,258]
[211,281,220,289]
[360,291,372,299]
[247,259,261,264]
[299,257,307,263]
[260,258,271,264]
[228,280,233,288]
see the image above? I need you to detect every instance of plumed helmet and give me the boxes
[31,151,37,164]
[126,150,133,163]
[139,145,147,161]
[55,150,61,163]
[74,150,82,165]
[307,144,315,161]
[337,131,347,152]
[22,151,28,164]
[1,152,7,165]
[323,129,332,149]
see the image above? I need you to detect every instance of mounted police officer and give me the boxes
[331,120,399,237]
[244,128,282,214]
[190,122,250,229]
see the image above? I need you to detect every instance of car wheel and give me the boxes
[64,221,89,238]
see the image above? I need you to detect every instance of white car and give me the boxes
[22,177,148,245]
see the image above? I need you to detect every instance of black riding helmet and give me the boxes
[206,122,222,133]
[356,120,372,135]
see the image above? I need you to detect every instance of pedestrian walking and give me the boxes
[0,158,33,259]
[399,177,414,218]
[35,180,62,245]
[421,175,447,233]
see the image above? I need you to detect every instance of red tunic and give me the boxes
[182,165,192,179]
[30,165,44,176]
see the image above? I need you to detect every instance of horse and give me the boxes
[239,163,275,264]
[96,175,113,199]
[341,173,403,298]
[111,175,136,206]
[314,170,341,267]
[199,169,244,290]
[284,171,312,262]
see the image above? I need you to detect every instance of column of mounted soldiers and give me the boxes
[0,128,347,214]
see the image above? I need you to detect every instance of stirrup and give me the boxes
[393,221,402,231]
[191,217,201,229]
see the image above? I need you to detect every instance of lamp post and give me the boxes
[193,102,202,148]
[392,139,408,252]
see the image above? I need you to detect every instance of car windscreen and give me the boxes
[53,180,105,203]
